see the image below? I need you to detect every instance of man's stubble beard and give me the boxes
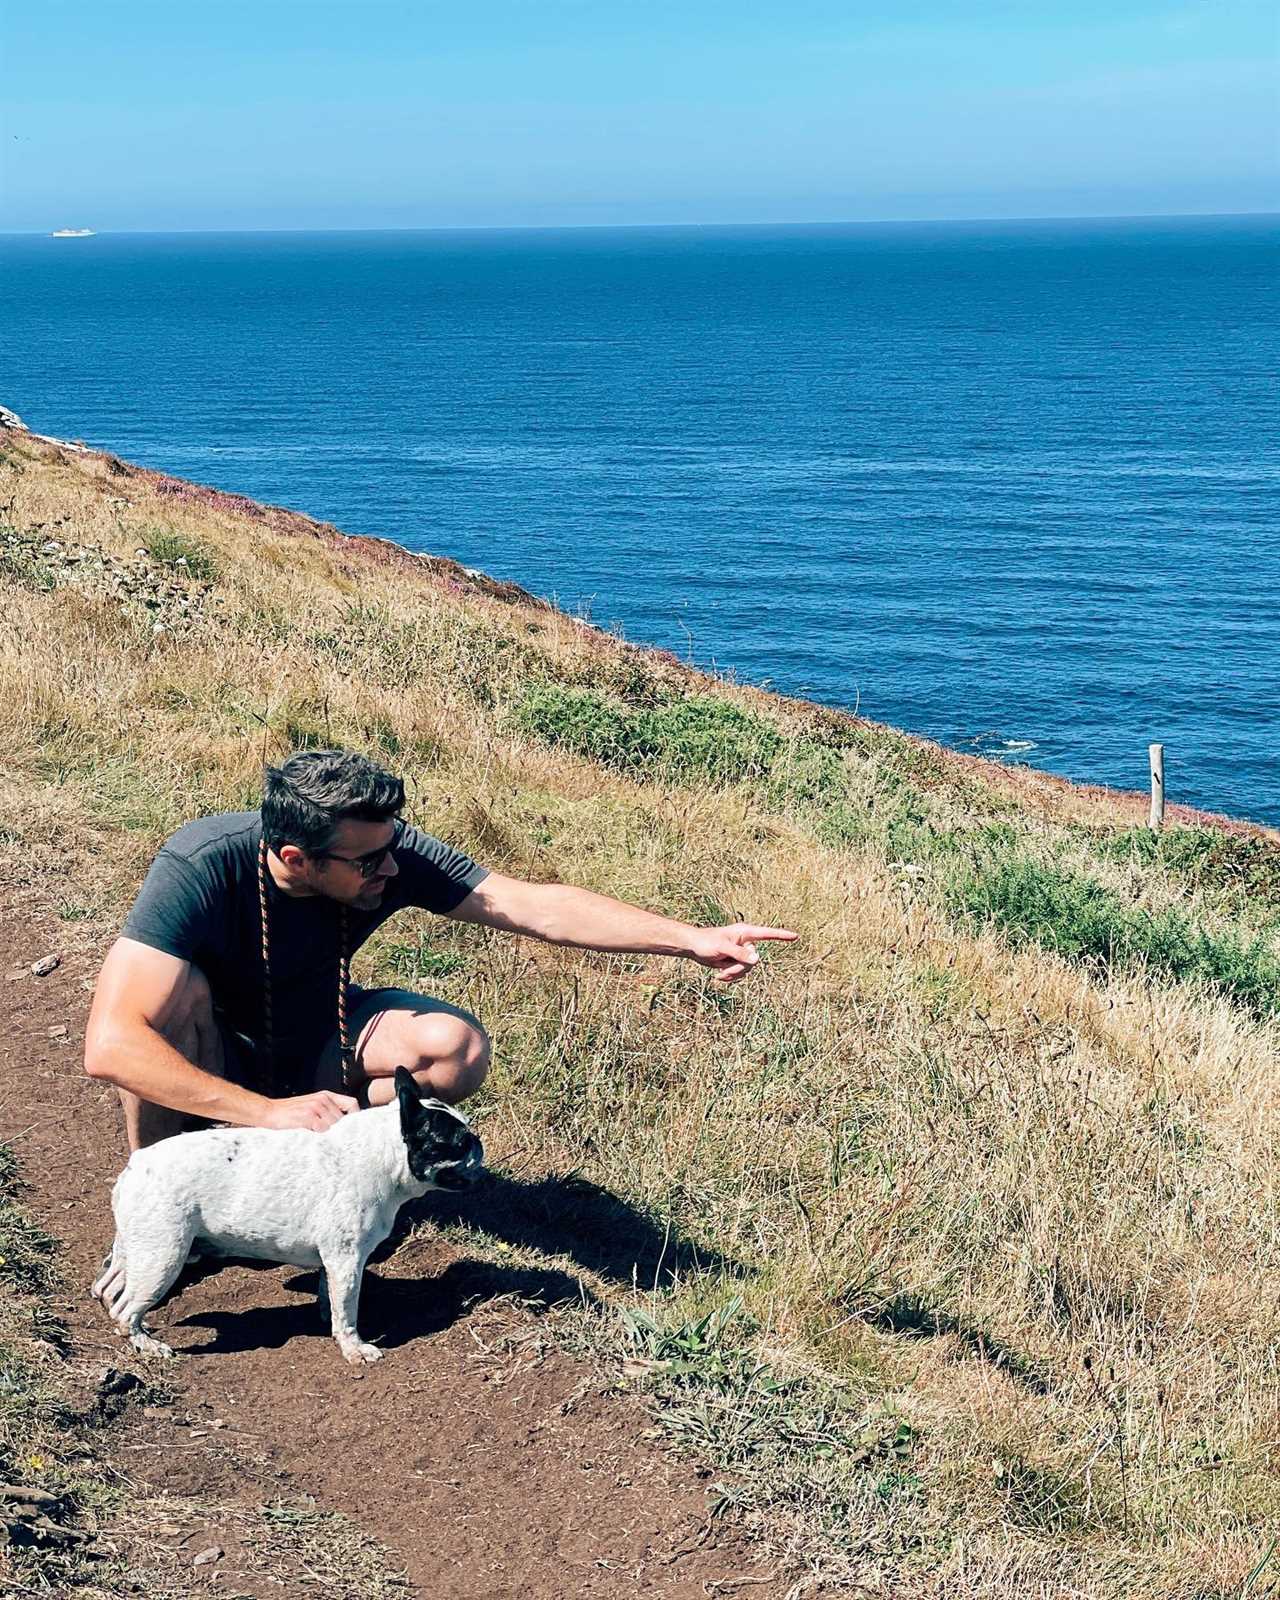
[309,871,386,911]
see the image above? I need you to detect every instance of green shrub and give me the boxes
[1095,825,1280,908]
[762,738,847,810]
[515,684,865,821]
[636,697,784,783]
[949,854,1280,1017]
[514,687,1012,844]
[1096,826,1219,873]
[514,684,633,765]
[817,774,961,863]
[515,683,845,797]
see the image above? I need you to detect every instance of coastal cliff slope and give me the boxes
[3,417,1280,1598]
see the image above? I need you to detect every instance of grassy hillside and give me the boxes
[4,420,1280,1598]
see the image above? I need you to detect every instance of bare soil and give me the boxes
[0,888,788,1599]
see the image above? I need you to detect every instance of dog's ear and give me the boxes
[394,1066,424,1133]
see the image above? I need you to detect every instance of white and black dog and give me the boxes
[92,1067,484,1365]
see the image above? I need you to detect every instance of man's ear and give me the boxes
[395,1066,423,1132]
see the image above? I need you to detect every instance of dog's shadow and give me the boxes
[409,1168,742,1286]
[176,1257,583,1357]
[173,1169,745,1359]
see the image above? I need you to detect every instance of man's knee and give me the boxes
[351,1002,491,1107]
[403,1014,490,1102]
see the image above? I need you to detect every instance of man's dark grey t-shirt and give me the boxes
[121,812,488,1068]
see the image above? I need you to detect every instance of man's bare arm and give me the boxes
[84,939,354,1131]
[448,873,796,983]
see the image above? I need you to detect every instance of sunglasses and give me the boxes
[311,821,403,880]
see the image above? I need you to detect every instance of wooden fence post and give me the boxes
[1149,743,1165,830]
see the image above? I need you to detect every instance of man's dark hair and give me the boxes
[261,749,404,853]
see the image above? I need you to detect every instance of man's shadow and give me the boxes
[173,1169,745,1358]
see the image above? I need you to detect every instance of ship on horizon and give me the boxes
[50,227,95,237]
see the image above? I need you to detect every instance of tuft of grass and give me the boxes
[601,1294,934,1569]
[0,1139,118,1584]
[378,928,469,984]
[0,1145,56,1294]
[253,1498,412,1596]
[141,528,219,580]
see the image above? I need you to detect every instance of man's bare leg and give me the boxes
[118,966,229,1152]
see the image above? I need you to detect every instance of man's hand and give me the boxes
[687,924,797,984]
[259,1091,358,1132]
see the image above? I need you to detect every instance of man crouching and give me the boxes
[85,748,796,1149]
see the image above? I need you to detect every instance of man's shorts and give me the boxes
[213,984,465,1099]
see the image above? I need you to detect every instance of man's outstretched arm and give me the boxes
[448,872,796,983]
[84,938,355,1134]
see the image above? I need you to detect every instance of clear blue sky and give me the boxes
[2,1,1276,231]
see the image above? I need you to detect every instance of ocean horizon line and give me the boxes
[5,207,1278,239]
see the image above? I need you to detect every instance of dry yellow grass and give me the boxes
[4,424,1280,1597]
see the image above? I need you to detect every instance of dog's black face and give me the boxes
[394,1067,485,1189]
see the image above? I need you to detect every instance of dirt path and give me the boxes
[0,890,787,1599]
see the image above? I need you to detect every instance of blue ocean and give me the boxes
[3,218,1277,823]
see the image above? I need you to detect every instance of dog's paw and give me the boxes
[129,1331,175,1359]
[339,1340,384,1366]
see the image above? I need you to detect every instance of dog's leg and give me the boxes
[315,1267,330,1327]
[109,1240,191,1359]
[320,1250,382,1365]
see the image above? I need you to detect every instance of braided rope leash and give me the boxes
[337,904,356,1091]
[257,836,276,1093]
[258,836,356,1096]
